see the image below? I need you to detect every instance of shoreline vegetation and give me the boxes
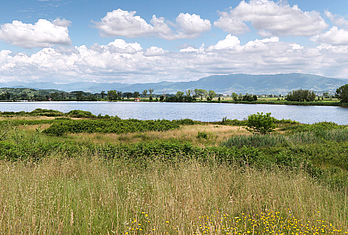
[0,98,345,106]
[0,87,347,107]
[0,108,347,233]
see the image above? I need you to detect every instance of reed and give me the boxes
[0,157,346,234]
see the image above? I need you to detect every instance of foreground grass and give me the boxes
[0,112,347,233]
[0,157,346,234]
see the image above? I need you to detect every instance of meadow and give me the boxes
[0,109,346,234]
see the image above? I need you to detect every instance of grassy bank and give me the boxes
[0,158,346,234]
[0,111,346,233]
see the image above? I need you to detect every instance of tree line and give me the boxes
[0,84,347,103]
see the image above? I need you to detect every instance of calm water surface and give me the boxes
[0,101,347,124]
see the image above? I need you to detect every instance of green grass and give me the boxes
[222,128,348,148]
[0,108,64,117]
[0,158,346,234]
[0,113,347,233]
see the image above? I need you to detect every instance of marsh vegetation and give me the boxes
[0,109,346,233]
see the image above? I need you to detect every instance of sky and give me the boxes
[0,0,348,84]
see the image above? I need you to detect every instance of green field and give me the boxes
[0,110,346,234]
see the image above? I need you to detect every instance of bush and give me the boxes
[173,119,199,125]
[0,109,63,117]
[284,122,342,133]
[43,119,181,136]
[29,109,64,117]
[219,118,247,126]
[197,132,208,139]
[246,112,276,134]
[67,110,96,118]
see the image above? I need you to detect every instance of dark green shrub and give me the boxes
[218,119,247,126]
[43,119,181,136]
[174,119,198,125]
[197,132,208,139]
[0,111,27,117]
[0,109,64,117]
[43,122,68,136]
[67,110,96,118]
[247,112,276,134]
[29,108,64,117]
[284,122,343,133]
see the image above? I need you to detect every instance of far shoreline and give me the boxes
[0,99,346,107]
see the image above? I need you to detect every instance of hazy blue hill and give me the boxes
[177,73,347,94]
[1,73,347,94]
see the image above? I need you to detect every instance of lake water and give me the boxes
[0,101,347,124]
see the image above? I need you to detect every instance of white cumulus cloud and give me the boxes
[313,27,348,46]
[175,13,211,38]
[208,34,241,50]
[214,0,328,37]
[95,9,211,40]
[95,9,154,37]
[144,46,166,56]
[325,11,348,29]
[0,18,71,48]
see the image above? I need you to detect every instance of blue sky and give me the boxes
[0,0,348,84]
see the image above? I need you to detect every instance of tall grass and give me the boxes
[223,128,348,148]
[0,157,346,234]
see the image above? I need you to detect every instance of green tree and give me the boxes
[242,94,257,101]
[133,92,140,98]
[107,90,118,101]
[71,91,84,101]
[117,91,122,100]
[286,90,316,102]
[124,92,133,99]
[231,92,238,101]
[176,91,184,98]
[247,112,276,135]
[149,88,154,101]
[336,84,348,103]
[185,89,192,97]
[194,89,207,101]
[149,89,154,96]
[101,91,106,99]
[207,90,216,101]
[142,89,148,97]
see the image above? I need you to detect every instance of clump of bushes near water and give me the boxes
[42,119,196,136]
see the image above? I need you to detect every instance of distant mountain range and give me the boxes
[1,73,347,94]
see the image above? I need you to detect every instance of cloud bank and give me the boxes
[1,35,348,84]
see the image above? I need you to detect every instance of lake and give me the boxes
[0,101,347,124]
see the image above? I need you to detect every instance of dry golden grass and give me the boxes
[69,124,250,146]
[0,116,55,121]
[17,124,51,131]
[0,157,346,234]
